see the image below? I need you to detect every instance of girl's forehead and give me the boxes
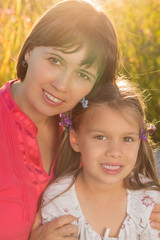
[82,104,141,127]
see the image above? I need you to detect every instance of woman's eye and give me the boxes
[78,72,90,80]
[49,57,61,65]
[122,137,133,142]
[95,135,106,141]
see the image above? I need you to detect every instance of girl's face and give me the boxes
[70,104,141,190]
[17,46,98,120]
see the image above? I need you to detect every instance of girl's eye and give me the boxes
[95,135,106,141]
[122,137,134,142]
[77,72,90,80]
[49,57,61,65]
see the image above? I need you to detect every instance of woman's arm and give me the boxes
[29,213,78,240]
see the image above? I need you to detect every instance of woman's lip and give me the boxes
[43,89,64,102]
[42,90,64,106]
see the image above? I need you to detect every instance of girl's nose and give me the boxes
[105,140,122,158]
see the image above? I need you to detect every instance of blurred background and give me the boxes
[0,0,159,148]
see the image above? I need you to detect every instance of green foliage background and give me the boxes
[0,0,160,142]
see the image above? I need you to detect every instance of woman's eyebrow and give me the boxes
[80,69,96,80]
[46,52,65,62]
[45,50,97,79]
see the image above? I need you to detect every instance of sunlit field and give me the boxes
[0,0,160,142]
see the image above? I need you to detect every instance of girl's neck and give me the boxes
[77,171,125,196]
[75,172,127,238]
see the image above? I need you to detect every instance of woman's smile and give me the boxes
[42,89,64,105]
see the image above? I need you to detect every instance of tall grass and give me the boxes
[0,0,49,85]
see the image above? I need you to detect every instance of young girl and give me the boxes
[41,78,160,239]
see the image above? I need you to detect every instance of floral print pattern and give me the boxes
[41,176,160,240]
[141,195,154,207]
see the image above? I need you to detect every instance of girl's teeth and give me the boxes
[102,165,120,170]
[44,91,62,103]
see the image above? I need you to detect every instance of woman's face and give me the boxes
[19,46,98,120]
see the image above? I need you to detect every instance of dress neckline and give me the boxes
[72,183,119,240]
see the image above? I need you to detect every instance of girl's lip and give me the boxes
[100,163,123,175]
[101,162,123,166]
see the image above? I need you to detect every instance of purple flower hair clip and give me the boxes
[80,97,88,108]
[140,122,156,142]
[59,112,72,132]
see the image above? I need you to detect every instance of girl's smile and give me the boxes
[100,163,123,175]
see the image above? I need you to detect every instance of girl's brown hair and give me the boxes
[16,0,118,98]
[54,77,160,191]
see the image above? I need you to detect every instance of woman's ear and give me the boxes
[24,51,29,61]
[24,47,33,62]
[70,129,81,152]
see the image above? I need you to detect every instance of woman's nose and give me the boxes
[52,72,71,92]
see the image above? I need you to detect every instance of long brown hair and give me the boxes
[54,77,160,191]
[16,0,118,98]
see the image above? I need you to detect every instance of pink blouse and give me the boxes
[0,80,54,239]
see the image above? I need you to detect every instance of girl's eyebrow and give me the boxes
[124,132,139,136]
[87,129,106,133]
[88,129,140,136]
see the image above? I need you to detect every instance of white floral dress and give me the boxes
[41,176,160,240]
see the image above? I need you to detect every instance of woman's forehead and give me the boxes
[56,42,102,71]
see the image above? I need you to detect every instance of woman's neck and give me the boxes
[10,80,60,174]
